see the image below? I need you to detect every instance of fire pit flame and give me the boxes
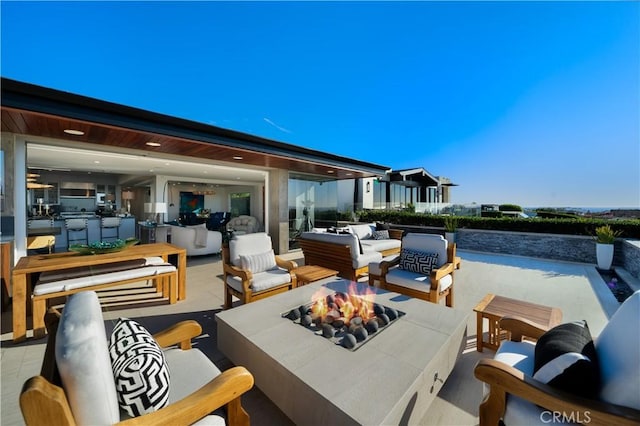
[283,286,405,351]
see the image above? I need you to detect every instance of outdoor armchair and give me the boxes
[222,232,297,308]
[474,290,640,426]
[20,291,255,426]
[379,233,456,307]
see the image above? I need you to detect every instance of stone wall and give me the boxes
[390,225,640,280]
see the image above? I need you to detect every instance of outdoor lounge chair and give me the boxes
[474,290,640,426]
[379,233,456,307]
[222,232,297,308]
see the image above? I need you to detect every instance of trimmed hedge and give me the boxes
[356,210,640,239]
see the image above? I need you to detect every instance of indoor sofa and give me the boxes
[169,224,222,256]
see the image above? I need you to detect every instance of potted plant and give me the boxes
[594,225,621,270]
[443,216,458,245]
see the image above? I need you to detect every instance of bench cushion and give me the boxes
[55,291,120,425]
[34,262,176,296]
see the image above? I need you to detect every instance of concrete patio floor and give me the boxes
[2,249,637,426]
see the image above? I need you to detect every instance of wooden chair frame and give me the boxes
[20,309,255,426]
[379,242,456,307]
[474,316,640,426]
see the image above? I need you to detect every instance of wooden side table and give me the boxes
[473,293,562,352]
[293,265,338,287]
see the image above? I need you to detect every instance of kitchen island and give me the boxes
[28,216,136,250]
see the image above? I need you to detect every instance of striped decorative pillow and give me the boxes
[240,250,277,273]
[109,318,170,417]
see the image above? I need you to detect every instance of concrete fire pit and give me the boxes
[216,277,469,425]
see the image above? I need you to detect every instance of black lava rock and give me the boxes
[341,333,357,349]
[286,309,301,320]
[365,318,379,333]
[353,326,368,342]
[373,303,385,315]
[384,307,398,320]
[377,313,390,326]
[321,323,335,338]
[300,314,313,327]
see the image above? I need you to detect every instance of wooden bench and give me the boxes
[31,257,177,339]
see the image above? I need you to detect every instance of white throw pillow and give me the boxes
[240,250,277,273]
[55,291,120,425]
[595,290,640,410]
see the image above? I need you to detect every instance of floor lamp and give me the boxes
[122,190,134,214]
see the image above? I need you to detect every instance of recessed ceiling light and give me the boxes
[327,170,335,174]
[94,160,100,164]
[233,156,243,160]
[64,129,85,135]
[146,142,161,147]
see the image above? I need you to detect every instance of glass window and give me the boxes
[288,174,337,248]
[230,192,251,216]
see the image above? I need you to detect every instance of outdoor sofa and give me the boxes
[297,223,402,281]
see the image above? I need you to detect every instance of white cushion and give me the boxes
[402,233,448,268]
[369,254,399,276]
[385,268,453,293]
[34,264,176,295]
[360,238,401,253]
[495,340,536,375]
[55,291,120,425]
[229,232,273,267]
[226,268,292,292]
[595,290,640,410]
[240,250,277,273]
[163,347,221,403]
[347,223,375,240]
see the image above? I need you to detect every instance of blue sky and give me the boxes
[2,1,638,208]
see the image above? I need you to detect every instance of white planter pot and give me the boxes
[596,243,614,270]
[445,232,457,245]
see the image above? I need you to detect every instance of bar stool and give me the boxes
[100,217,121,242]
[65,218,88,248]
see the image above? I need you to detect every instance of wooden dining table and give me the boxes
[11,242,187,343]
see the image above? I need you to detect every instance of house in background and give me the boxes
[1,78,455,257]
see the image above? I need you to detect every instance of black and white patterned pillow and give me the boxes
[400,249,439,275]
[533,320,601,398]
[109,318,170,417]
[373,230,390,240]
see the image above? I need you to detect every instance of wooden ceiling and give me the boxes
[2,106,385,180]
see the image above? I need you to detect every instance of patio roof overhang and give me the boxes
[1,78,390,180]
[389,167,440,187]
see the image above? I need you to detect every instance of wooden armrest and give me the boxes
[431,262,454,282]
[117,366,255,426]
[474,359,640,426]
[20,376,76,426]
[388,229,404,240]
[275,256,298,270]
[223,263,252,281]
[153,320,203,350]
[380,257,401,274]
[500,315,548,341]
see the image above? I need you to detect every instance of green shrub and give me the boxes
[499,204,522,212]
[355,210,640,238]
